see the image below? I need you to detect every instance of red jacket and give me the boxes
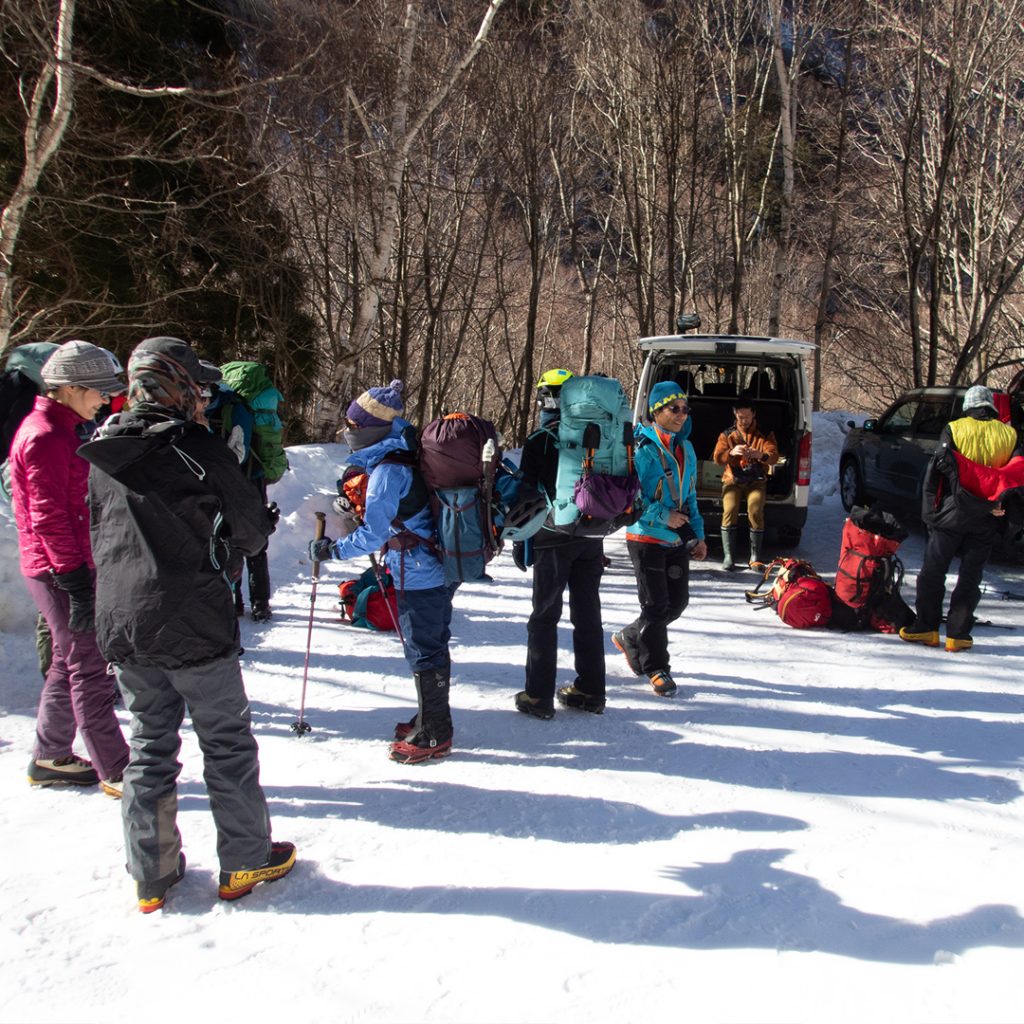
[9,396,93,577]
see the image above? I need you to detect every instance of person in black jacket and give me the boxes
[514,369,607,718]
[900,385,1023,652]
[80,336,295,913]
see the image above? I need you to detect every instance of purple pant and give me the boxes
[24,574,129,781]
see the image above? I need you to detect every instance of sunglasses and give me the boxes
[662,403,690,415]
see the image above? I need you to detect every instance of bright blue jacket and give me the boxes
[331,418,445,590]
[628,417,704,545]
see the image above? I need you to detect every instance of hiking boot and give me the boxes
[393,715,417,741]
[218,841,296,901]
[611,631,642,676]
[100,776,123,799]
[27,755,99,788]
[899,627,940,647]
[515,691,555,720]
[138,853,186,914]
[388,732,453,764]
[251,603,272,623]
[946,636,974,652]
[557,685,605,714]
[649,670,677,697]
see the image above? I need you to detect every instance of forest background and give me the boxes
[3,0,1024,443]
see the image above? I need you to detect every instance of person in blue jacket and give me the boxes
[309,380,454,764]
[612,381,707,696]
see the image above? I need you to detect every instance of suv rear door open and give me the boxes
[633,334,815,546]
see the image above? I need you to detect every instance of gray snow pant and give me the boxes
[115,655,272,883]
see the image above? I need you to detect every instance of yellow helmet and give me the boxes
[536,368,573,389]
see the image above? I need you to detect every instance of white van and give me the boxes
[632,333,815,546]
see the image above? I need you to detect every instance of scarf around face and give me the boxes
[126,350,201,424]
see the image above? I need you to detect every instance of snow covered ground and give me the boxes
[2,411,1023,1024]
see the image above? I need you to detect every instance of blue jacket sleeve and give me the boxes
[682,440,704,540]
[634,442,674,530]
[331,462,409,560]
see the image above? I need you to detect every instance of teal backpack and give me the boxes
[218,361,288,484]
[550,375,639,537]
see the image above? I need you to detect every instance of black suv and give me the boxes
[839,387,1021,516]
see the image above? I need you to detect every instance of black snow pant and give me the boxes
[524,536,606,702]
[911,525,994,640]
[115,654,272,882]
[622,540,691,676]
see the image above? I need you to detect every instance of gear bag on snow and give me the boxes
[217,361,289,484]
[834,505,913,633]
[1,342,61,506]
[391,412,503,585]
[745,557,833,629]
[550,375,639,537]
[338,565,399,631]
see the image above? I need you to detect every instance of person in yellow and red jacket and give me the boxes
[712,399,779,571]
[611,381,707,698]
[901,385,1024,652]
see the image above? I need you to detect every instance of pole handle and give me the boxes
[312,511,326,579]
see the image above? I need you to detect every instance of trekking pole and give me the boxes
[292,510,325,736]
[367,551,406,648]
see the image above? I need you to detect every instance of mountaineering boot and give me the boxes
[748,530,766,572]
[389,732,453,764]
[390,668,453,762]
[721,527,738,571]
[515,691,555,720]
[218,841,297,901]
[557,685,606,714]
[393,714,418,741]
[649,670,677,697]
[100,775,123,799]
[899,627,940,647]
[250,602,272,623]
[946,636,973,652]
[611,630,642,676]
[138,853,186,914]
[27,755,99,788]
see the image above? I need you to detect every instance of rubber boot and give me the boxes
[721,528,738,571]
[749,530,766,572]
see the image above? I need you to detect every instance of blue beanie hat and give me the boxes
[649,380,688,414]
[347,379,405,428]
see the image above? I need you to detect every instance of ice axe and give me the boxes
[292,510,325,736]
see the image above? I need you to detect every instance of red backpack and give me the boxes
[339,566,399,632]
[834,507,913,633]
[746,558,833,629]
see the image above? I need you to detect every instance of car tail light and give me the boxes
[797,432,812,486]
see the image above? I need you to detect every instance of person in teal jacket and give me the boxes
[612,381,707,696]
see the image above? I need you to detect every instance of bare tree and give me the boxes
[0,0,75,356]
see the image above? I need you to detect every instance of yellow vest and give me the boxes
[949,417,1017,469]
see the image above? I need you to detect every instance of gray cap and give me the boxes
[133,336,222,383]
[963,384,997,412]
[40,340,127,394]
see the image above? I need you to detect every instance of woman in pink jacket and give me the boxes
[9,341,129,793]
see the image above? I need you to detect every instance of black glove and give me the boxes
[52,564,95,633]
[266,501,281,532]
[309,537,335,562]
[512,540,531,573]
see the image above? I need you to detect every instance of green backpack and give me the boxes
[218,361,289,484]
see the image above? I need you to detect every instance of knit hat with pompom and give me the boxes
[346,379,405,428]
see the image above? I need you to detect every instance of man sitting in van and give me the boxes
[712,399,779,571]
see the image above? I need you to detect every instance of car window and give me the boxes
[912,397,952,438]
[880,400,919,433]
